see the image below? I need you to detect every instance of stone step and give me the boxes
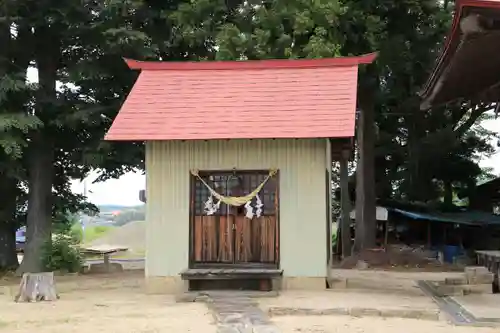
[433,281,493,296]
[433,282,465,297]
[465,266,494,284]
[327,277,425,296]
[444,276,468,285]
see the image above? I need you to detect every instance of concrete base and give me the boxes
[280,277,326,290]
[145,276,325,293]
[87,263,124,274]
[144,276,188,294]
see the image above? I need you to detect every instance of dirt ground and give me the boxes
[1,271,499,333]
[337,247,463,272]
[0,272,216,333]
[262,291,500,332]
[273,316,500,333]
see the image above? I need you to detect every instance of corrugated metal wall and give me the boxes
[145,139,328,277]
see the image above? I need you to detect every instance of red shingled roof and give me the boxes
[105,54,376,141]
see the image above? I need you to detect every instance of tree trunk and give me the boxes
[16,24,58,274]
[375,155,392,199]
[17,138,55,274]
[0,221,19,270]
[339,150,352,258]
[443,180,453,207]
[0,177,20,271]
[407,111,425,202]
[354,75,377,252]
[15,272,58,302]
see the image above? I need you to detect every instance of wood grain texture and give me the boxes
[234,216,277,264]
[190,170,280,267]
[193,216,233,263]
[193,215,278,265]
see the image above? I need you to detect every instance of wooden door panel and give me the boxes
[234,215,277,264]
[190,170,279,267]
[193,215,233,263]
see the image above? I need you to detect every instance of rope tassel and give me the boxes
[191,169,277,207]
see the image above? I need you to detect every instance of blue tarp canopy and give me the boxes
[389,208,500,226]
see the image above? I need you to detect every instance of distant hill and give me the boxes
[86,220,145,254]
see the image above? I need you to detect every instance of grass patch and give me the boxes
[71,224,114,244]
[83,225,114,243]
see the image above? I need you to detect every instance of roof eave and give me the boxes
[420,0,500,109]
[419,3,466,109]
[123,53,378,71]
[104,133,356,142]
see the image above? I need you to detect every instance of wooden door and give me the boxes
[190,170,279,268]
[233,173,279,265]
[191,173,234,265]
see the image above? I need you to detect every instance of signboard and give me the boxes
[349,206,388,221]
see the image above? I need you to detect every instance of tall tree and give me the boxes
[6,0,153,273]
[338,0,454,248]
[12,0,243,273]
[335,0,385,251]
[0,3,42,270]
[342,1,497,206]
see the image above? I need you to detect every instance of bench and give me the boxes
[80,245,129,273]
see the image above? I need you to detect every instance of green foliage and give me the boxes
[336,0,497,203]
[69,224,84,244]
[0,0,162,273]
[212,0,346,61]
[52,212,79,234]
[69,223,112,245]
[331,223,338,249]
[0,72,42,159]
[0,0,497,270]
[42,235,83,273]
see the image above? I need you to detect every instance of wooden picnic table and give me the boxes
[475,250,500,286]
[80,245,129,273]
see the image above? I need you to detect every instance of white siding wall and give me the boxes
[145,139,328,278]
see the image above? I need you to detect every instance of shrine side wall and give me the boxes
[144,139,328,291]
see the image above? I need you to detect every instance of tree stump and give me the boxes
[14,272,59,302]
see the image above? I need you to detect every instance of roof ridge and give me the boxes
[123,53,377,71]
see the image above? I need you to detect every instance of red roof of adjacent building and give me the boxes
[105,54,377,141]
[420,0,500,108]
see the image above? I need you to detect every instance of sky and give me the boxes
[70,171,145,207]
[478,118,500,174]
[25,68,500,206]
[24,67,146,207]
